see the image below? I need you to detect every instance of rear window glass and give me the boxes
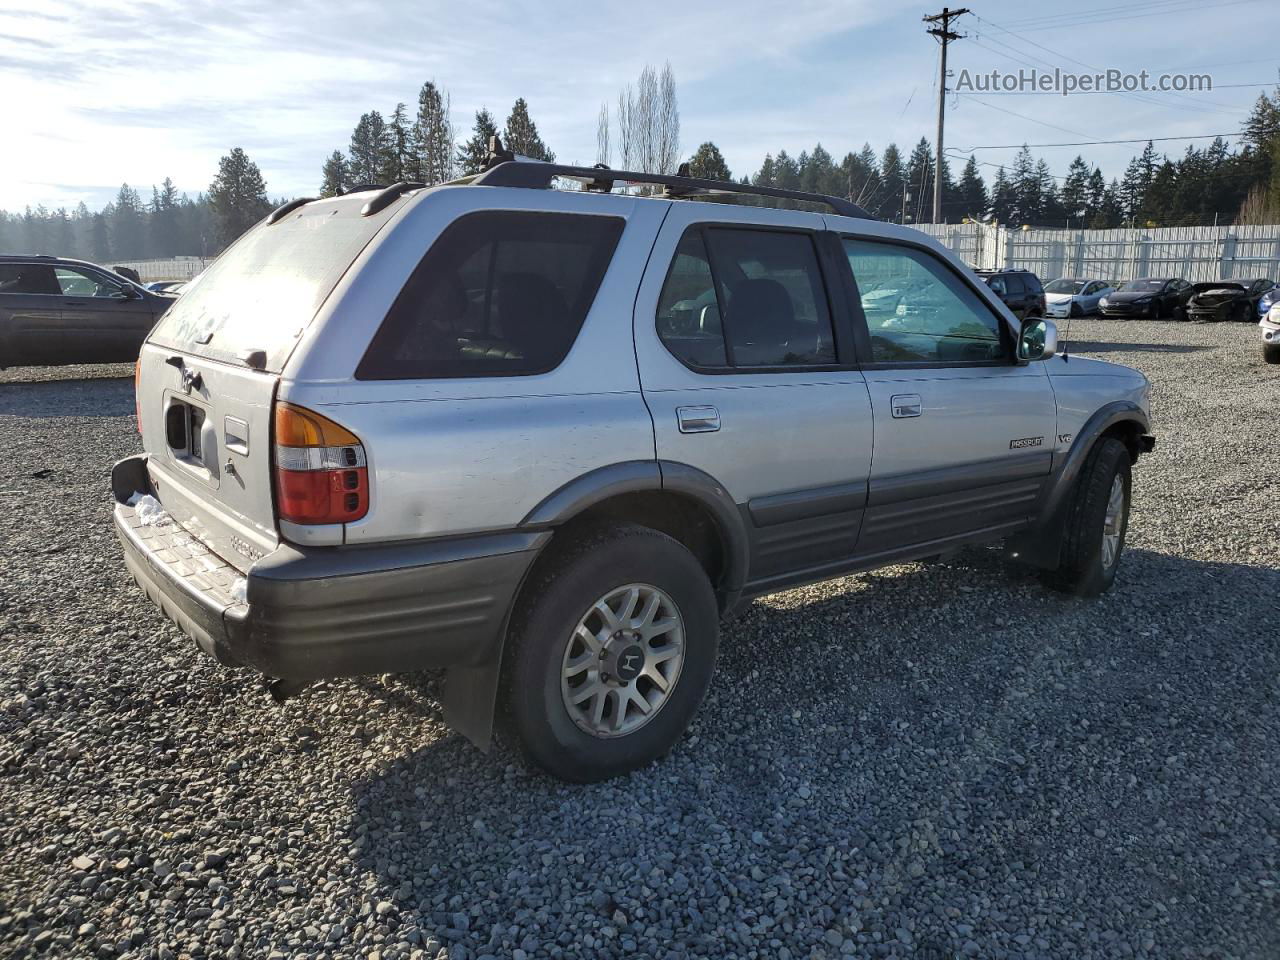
[357,211,624,380]
[0,264,59,295]
[148,202,391,372]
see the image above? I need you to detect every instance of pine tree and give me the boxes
[149,178,180,256]
[208,147,270,247]
[320,151,350,197]
[957,156,988,220]
[687,142,731,181]
[503,98,554,162]
[52,208,75,258]
[416,82,455,184]
[1086,168,1108,224]
[348,111,389,185]
[773,150,800,191]
[801,143,836,196]
[90,213,111,260]
[905,137,935,222]
[990,166,1016,224]
[878,144,906,222]
[110,184,145,259]
[1009,146,1040,225]
[456,109,499,176]
[386,103,414,183]
[1060,156,1091,225]
[752,154,777,187]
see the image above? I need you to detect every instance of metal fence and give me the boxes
[111,257,211,282]
[911,223,1280,283]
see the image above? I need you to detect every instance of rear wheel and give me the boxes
[1264,343,1280,364]
[1043,437,1132,597]
[504,524,719,782]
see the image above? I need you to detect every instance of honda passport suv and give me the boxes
[112,146,1154,782]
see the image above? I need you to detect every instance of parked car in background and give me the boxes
[1254,281,1279,319]
[1043,277,1114,318]
[975,268,1046,321]
[1186,278,1273,322]
[1099,277,1192,319]
[0,256,175,367]
[1261,302,1280,364]
[110,160,1153,782]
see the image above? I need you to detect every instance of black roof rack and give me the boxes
[360,181,426,217]
[468,136,873,219]
[267,197,315,225]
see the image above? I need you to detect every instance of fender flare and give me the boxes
[519,459,749,599]
[1008,400,1151,568]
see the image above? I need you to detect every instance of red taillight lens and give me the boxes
[272,402,369,525]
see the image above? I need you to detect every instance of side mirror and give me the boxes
[114,285,141,300]
[1018,317,1058,362]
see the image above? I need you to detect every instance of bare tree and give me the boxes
[596,101,611,167]
[614,63,679,175]
[657,62,680,175]
[616,89,634,170]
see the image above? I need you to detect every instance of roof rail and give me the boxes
[360,181,426,217]
[468,145,874,220]
[267,197,315,225]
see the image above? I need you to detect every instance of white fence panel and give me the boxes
[111,257,212,282]
[908,224,1280,282]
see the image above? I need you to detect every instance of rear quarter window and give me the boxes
[357,211,624,380]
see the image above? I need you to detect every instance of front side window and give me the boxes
[985,276,1007,296]
[0,264,59,295]
[655,227,836,369]
[55,267,121,297]
[358,212,624,380]
[845,239,1010,365]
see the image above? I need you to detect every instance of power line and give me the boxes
[993,0,1259,32]
[962,95,1093,138]
[955,133,1237,150]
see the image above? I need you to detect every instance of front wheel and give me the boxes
[1043,437,1132,597]
[1264,343,1280,364]
[503,524,719,782]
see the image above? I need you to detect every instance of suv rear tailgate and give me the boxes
[136,346,279,573]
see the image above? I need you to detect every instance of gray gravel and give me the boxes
[1,321,1278,960]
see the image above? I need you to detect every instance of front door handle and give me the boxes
[890,394,922,418]
[677,405,720,433]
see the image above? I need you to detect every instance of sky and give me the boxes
[2,0,1278,214]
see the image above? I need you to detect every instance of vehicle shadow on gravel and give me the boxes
[341,545,1280,958]
[0,377,135,417]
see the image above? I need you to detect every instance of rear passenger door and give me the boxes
[834,232,1057,561]
[0,263,64,366]
[54,266,156,362]
[633,205,873,589]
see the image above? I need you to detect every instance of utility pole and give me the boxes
[924,7,968,224]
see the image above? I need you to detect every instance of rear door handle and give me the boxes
[890,394,922,418]
[677,405,720,433]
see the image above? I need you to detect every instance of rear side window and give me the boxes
[358,212,624,380]
[1006,274,1026,295]
[655,227,836,370]
[0,264,59,295]
[1023,274,1043,293]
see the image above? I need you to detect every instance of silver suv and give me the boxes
[112,150,1154,782]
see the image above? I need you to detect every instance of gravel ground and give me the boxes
[1,321,1277,960]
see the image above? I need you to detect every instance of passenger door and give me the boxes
[835,232,1057,562]
[633,205,873,589]
[0,263,64,366]
[54,266,156,362]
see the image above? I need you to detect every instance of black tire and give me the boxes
[1264,343,1280,365]
[1069,302,1082,318]
[1042,437,1132,597]
[1173,305,1188,322]
[503,523,719,782]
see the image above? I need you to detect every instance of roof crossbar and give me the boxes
[467,138,874,219]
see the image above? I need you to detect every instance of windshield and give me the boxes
[147,198,395,372]
[1119,279,1164,292]
[1045,279,1086,294]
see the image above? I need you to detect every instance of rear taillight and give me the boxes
[134,359,142,433]
[272,402,369,525]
